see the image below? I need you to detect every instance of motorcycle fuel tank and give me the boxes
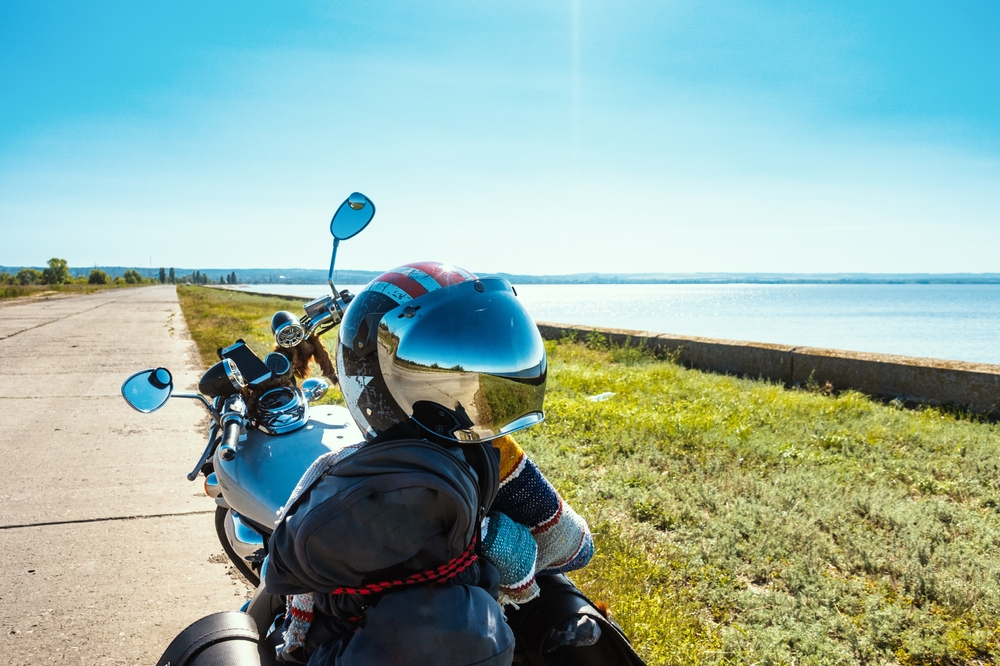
[214,405,365,529]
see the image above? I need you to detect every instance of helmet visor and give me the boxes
[377,278,546,441]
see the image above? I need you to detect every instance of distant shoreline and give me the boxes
[233,278,1000,285]
[487,276,1000,285]
[225,282,1000,365]
[6,265,1000,286]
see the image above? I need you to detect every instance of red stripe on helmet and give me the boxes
[405,262,477,287]
[373,271,430,300]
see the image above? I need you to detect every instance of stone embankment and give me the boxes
[537,322,1000,415]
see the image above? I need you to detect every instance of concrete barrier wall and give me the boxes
[210,287,307,303]
[537,322,1000,414]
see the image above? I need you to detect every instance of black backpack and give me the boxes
[264,432,509,666]
[266,435,499,595]
[505,575,647,666]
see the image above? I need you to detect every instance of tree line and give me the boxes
[162,269,239,285]
[0,259,239,286]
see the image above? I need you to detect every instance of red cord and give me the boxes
[330,537,478,596]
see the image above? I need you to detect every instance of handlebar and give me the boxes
[217,396,247,462]
[221,419,241,451]
[185,395,246,479]
[218,416,243,462]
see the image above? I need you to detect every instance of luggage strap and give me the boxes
[329,537,478,595]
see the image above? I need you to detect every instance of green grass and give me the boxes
[176,286,1000,665]
[0,282,141,300]
[524,337,1000,665]
[176,286,344,406]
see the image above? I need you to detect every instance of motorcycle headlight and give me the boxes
[198,358,246,397]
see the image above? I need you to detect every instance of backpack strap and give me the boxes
[462,441,501,521]
[461,440,501,578]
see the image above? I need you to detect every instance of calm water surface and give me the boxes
[232,283,1000,365]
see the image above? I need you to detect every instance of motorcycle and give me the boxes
[121,193,376,642]
[121,192,645,666]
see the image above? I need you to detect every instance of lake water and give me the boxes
[230,283,1000,365]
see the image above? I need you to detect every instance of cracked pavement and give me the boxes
[0,286,251,665]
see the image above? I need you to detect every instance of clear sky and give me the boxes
[2,1,998,275]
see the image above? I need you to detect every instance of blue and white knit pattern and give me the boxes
[490,436,594,577]
[279,591,314,660]
[481,511,539,604]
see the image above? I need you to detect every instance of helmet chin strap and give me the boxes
[368,419,460,448]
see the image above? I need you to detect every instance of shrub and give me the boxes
[88,269,110,285]
[123,269,143,284]
[16,268,42,285]
[41,257,71,285]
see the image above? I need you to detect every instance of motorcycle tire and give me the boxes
[216,506,262,587]
[155,610,261,666]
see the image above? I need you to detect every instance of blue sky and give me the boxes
[1,1,998,274]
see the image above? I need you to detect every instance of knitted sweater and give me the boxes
[483,435,593,604]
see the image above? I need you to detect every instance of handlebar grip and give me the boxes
[219,420,242,461]
[222,420,241,447]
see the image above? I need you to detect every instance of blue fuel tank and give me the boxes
[213,405,365,529]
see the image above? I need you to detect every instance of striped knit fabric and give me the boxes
[481,511,539,605]
[489,435,594,581]
[279,592,314,659]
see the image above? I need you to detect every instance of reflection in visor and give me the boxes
[378,279,546,441]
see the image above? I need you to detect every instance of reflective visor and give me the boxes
[377,278,546,442]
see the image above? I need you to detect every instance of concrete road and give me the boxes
[0,286,251,665]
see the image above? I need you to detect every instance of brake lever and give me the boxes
[187,423,220,481]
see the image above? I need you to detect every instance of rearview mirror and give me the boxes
[121,367,174,413]
[330,192,375,241]
[301,377,329,403]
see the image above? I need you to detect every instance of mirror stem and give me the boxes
[327,237,340,295]
[173,393,219,421]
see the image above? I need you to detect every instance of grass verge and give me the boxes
[0,282,143,300]
[176,286,344,406]
[177,286,1000,665]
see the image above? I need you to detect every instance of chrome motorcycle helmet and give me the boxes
[336,262,546,442]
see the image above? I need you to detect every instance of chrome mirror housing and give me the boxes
[300,377,329,403]
[121,367,174,413]
[327,192,376,295]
